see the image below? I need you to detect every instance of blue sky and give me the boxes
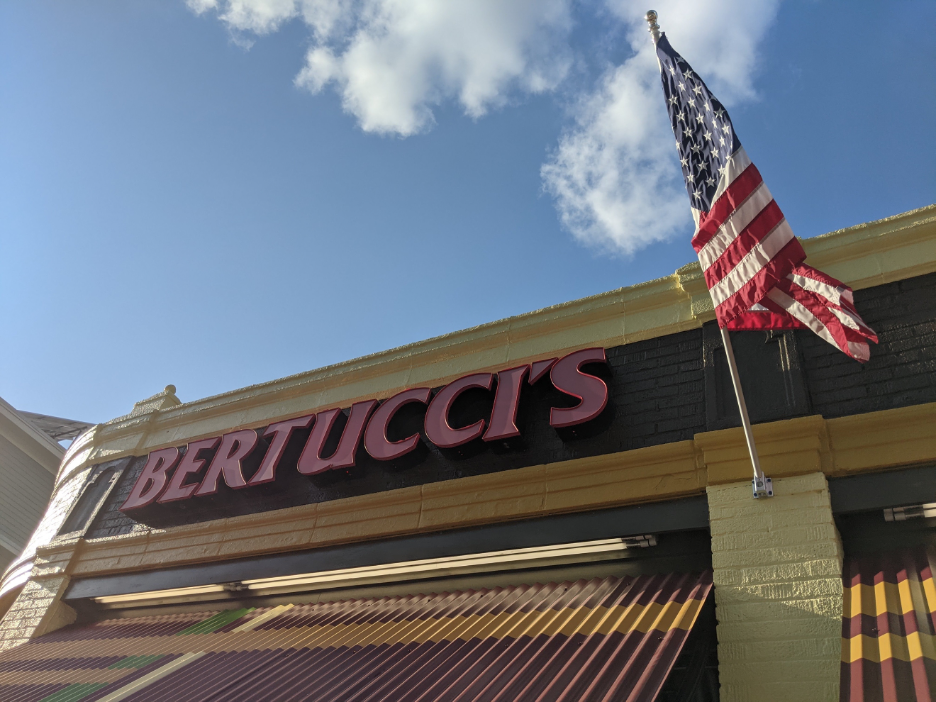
[1,0,933,424]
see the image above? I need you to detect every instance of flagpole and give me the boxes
[645,10,772,498]
[719,328,772,498]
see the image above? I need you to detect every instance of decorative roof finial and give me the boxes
[645,10,661,44]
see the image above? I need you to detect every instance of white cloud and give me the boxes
[186,0,298,34]
[298,0,573,136]
[188,0,781,255]
[190,0,573,136]
[543,0,782,255]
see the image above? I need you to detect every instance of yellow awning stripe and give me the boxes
[844,577,936,618]
[842,631,936,664]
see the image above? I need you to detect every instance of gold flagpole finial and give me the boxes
[645,10,661,43]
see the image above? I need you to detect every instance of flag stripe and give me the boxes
[692,157,760,252]
[776,277,877,347]
[725,303,803,331]
[768,285,871,362]
[708,218,796,307]
[713,235,805,325]
[703,199,785,290]
[788,268,861,312]
[697,180,773,270]
[706,149,754,220]
[766,288,847,353]
[786,265,878,341]
[789,271,850,309]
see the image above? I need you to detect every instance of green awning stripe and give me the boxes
[107,653,166,669]
[38,682,109,702]
[175,607,253,635]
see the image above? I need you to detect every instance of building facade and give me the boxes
[0,397,64,575]
[0,206,933,701]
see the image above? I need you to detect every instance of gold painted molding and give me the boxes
[695,414,832,485]
[698,403,935,485]
[825,403,936,476]
[43,402,935,582]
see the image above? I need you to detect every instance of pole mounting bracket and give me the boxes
[753,476,773,499]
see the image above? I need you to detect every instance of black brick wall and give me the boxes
[84,274,935,538]
[799,272,936,418]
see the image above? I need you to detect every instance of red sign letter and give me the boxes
[120,447,179,511]
[364,388,431,461]
[549,348,609,428]
[528,358,556,384]
[195,429,259,497]
[248,415,314,486]
[425,373,494,448]
[298,400,377,475]
[158,437,221,503]
[483,366,528,442]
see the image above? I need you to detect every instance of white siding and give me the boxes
[0,434,55,556]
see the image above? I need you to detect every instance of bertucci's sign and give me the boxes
[120,347,609,513]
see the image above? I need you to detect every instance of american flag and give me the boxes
[655,34,877,361]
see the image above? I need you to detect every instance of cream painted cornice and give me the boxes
[56,205,936,485]
[796,205,936,290]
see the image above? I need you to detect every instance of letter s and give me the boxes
[549,348,609,428]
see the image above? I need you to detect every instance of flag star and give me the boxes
[707,177,716,186]
[675,141,681,150]
[715,108,725,119]
[685,69,694,79]
[696,161,707,172]
[680,156,689,167]
[690,143,702,154]
[676,111,686,122]
[692,84,703,96]
[719,136,726,146]
[686,172,695,183]
[696,113,705,124]
[688,97,696,108]
[678,82,686,91]
[693,189,702,199]
[718,163,728,175]
[668,94,678,106]
[704,102,711,112]
[703,130,713,142]
[668,64,676,76]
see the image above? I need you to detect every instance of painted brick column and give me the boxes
[708,472,843,702]
[0,547,77,652]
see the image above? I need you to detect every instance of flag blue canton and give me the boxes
[656,34,741,215]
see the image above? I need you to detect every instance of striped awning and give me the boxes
[0,571,711,702]
[841,546,936,701]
